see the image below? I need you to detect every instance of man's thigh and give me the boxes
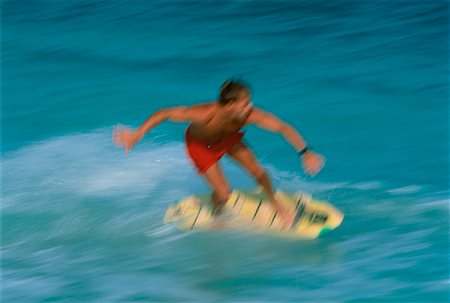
[227,142,264,177]
[203,162,230,199]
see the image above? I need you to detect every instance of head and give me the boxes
[218,79,253,120]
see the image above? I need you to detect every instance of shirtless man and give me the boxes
[113,80,325,228]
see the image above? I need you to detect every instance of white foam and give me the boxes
[1,128,198,212]
[410,198,450,211]
[267,165,386,195]
[350,181,383,190]
[387,185,423,195]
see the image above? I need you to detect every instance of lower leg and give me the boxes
[211,191,229,215]
[255,170,276,200]
[202,163,230,216]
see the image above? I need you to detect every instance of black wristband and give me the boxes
[298,146,311,156]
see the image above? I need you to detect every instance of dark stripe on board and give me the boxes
[191,204,203,230]
[290,199,306,231]
[269,211,277,228]
[252,199,263,221]
[294,194,302,211]
[233,193,241,208]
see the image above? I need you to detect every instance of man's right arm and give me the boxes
[134,105,208,140]
[113,104,211,155]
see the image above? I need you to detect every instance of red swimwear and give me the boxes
[185,125,244,174]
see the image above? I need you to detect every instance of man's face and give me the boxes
[226,96,253,121]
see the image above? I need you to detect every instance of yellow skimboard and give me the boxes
[164,189,344,239]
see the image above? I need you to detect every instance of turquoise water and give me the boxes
[2,1,449,302]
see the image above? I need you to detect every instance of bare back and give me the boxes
[188,102,251,144]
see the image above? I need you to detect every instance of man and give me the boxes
[113,80,325,228]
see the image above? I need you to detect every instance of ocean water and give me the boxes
[2,0,449,302]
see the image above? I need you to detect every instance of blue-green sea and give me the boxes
[2,1,449,302]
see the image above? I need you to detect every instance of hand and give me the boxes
[301,151,325,176]
[113,125,138,156]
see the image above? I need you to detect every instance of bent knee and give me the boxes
[251,167,267,180]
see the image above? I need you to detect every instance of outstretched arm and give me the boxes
[133,106,204,140]
[113,106,208,155]
[248,108,325,176]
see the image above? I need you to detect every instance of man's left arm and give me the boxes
[248,108,325,175]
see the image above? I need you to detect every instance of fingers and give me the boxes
[113,132,122,146]
[113,125,134,156]
[112,126,126,147]
[302,155,326,176]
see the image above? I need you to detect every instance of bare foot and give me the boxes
[272,201,294,230]
[210,206,230,229]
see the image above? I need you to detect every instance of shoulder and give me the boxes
[188,101,215,111]
[246,107,272,124]
[186,101,217,124]
[245,108,286,132]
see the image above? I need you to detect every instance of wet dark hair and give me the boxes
[218,79,251,105]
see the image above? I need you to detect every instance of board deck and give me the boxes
[164,189,344,238]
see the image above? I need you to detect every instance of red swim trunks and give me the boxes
[185,126,244,174]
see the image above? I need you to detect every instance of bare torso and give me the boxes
[187,102,251,144]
